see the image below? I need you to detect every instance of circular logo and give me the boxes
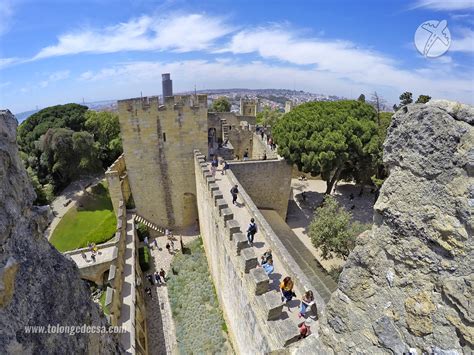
[414,20,451,58]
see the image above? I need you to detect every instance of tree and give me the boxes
[400,92,413,105]
[39,128,100,190]
[85,111,122,166]
[416,95,431,104]
[393,92,413,111]
[369,91,385,127]
[357,94,366,102]
[273,100,379,194]
[256,106,283,127]
[210,97,231,112]
[308,196,369,259]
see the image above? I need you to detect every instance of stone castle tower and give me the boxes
[240,98,259,116]
[117,95,208,228]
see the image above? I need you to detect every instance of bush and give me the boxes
[308,196,371,260]
[168,238,230,353]
[138,247,150,272]
[136,223,149,242]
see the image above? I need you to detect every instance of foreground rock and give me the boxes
[0,110,122,354]
[297,101,473,354]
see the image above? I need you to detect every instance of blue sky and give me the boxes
[1,0,473,113]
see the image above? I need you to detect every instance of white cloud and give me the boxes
[414,0,474,11]
[0,0,14,36]
[0,57,18,69]
[450,27,474,52]
[33,13,233,59]
[77,59,474,105]
[39,70,70,87]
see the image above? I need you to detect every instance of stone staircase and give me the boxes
[134,214,167,234]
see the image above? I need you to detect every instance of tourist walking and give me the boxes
[230,185,239,205]
[280,276,295,302]
[221,160,230,175]
[262,259,274,275]
[166,242,171,254]
[211,156,219,177]
[144,236,149,249]
[153,238,158,249]
[145,287,153,299]
[81,251,87,261]
[91,251,96,263]
[159,268,166,283]
[146,274,154,286]
[299,290,315,318]
[246,218,257,246]
[169,239,175,252]
[154,271,161,285]
[262,152,267,160]
[243,149,249,161]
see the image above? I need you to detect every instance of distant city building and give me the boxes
[162,73,173,97]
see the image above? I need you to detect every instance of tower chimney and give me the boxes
[162,73,173,98]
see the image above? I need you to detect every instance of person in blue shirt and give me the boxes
[262,259,274,275]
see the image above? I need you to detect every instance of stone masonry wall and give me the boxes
[194,151,321,353]
[105,154,131,217]
[118,95,208,228]
[230,159,292,219]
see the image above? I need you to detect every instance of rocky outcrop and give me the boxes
[307,101,473,354]
[0,110,122,354]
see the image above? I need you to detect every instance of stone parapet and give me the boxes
[194,150,307,353]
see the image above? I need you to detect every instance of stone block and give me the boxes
[273,317,301,347]
[241,247,258,273]
[250,267,269,295]
[226,219,240,240]
[108,264,117,283]
[212,189,223,202]
[116,217,123,230]
[110,246,118,260]
[105,287,114,308]
[261,292,284,321]
[209,183,219,192]
[233,232,249,254]
[221,208,233,222]
[216,198,228,213]
[206,176,215,186]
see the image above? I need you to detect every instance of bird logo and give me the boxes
[414,20,451,58]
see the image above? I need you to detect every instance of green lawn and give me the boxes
[99,290,110,315]
[50,181,117,252]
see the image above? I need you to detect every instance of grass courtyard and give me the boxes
[50,181,117,252]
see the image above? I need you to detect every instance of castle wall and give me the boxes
[229,159,292,219]
[227,126,254,159]
[105,154,131,216]
[194,151,323,353]
[195,153,276,354]
[118,95,208,228]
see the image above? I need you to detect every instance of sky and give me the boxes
[0,0,473,113]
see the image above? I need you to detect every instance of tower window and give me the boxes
[163,132,166,142]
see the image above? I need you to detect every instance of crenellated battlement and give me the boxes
[118,95,207,117]
[193,150,314,353]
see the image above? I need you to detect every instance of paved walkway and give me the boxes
[260,209,337,303]
[67,244,116,268]
[213,166,303,325]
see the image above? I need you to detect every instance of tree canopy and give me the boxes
[256,106,283,127]
[308,196,369,259]
[210,97,231,112]
[273,100,379,194]
[17,103,122,204]
[416,94,431,104]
